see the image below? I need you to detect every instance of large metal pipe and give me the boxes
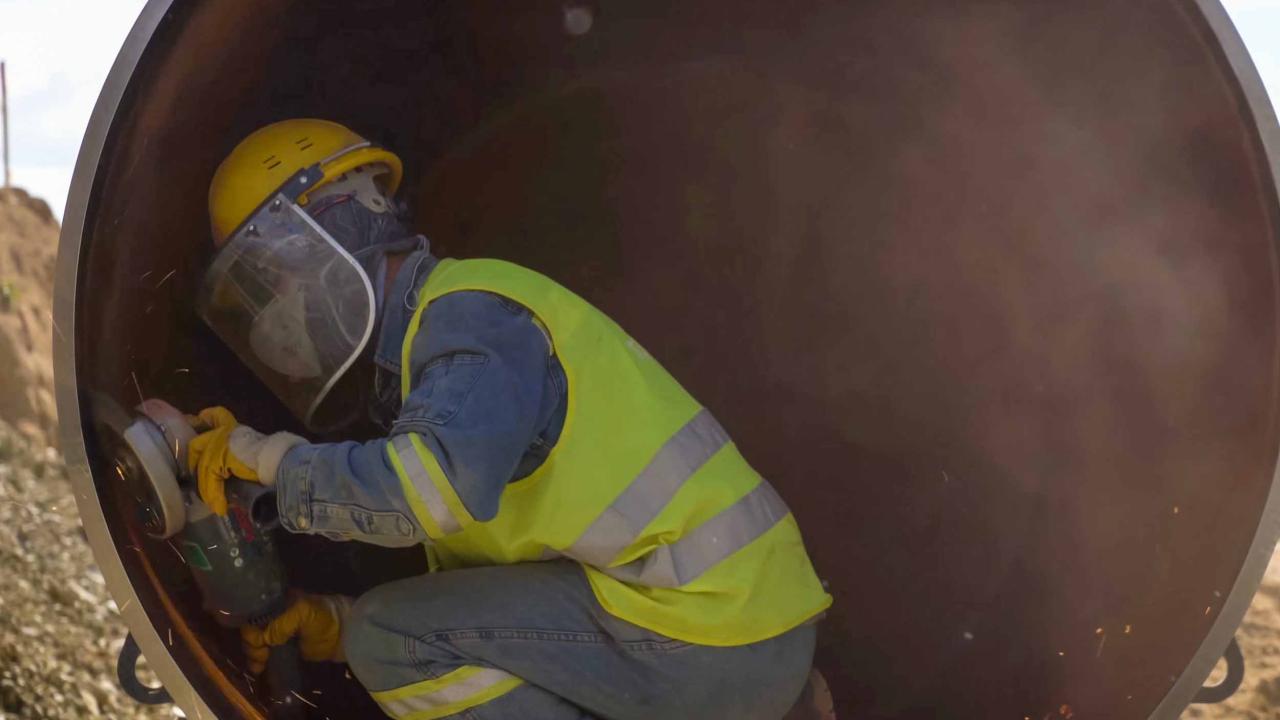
[56,1,1280,717]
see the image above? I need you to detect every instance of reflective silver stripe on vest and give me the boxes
[561,408,791,588]
[599,479,790,588]
[379,667,521,718]
[566,409,730,568]
[390,434,463,536]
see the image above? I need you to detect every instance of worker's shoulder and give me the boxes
[428,288,532,319]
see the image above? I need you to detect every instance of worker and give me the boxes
[188,118,833,720]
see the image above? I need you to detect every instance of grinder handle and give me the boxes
[265,637,306,718]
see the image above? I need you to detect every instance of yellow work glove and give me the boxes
[241,595,351,675]
[185,406,306,516]
[186,407,259,517]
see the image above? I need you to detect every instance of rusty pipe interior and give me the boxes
[58,1,1280,717]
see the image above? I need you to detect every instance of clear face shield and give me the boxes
[197,192,376,432]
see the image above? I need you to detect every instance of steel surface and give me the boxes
[57,1,1280,717]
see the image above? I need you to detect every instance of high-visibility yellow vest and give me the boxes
[387,258,833,646]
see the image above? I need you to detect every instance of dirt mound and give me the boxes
[0,188,167,719]
[0,187,59,448]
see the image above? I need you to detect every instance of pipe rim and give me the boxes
[54,0,216,716]
[1150,1,1280,717]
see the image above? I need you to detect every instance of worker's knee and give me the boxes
[343,587,406,690]
[343,580,460,691]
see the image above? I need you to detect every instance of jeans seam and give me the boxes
[414,627,691,659]
[295,454,313,528]
[423,629,611,645]
[310,502,416,543]
[407,634,446,679]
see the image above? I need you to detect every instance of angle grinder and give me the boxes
[94,395,305,718]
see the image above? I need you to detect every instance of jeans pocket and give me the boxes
[619,632,692,654]
[597,612,693,654]
[410,352,489,425]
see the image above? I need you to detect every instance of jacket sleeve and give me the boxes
[274,290,554,546]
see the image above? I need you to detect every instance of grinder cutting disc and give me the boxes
[119,417,186,539]
[90,394,191,540]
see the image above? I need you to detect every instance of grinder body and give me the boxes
[105,398,305,717]
[178,482,289,626]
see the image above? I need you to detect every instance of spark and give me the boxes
[291,691,318,709]
[46,312,65,342]
[140,271,153,281]
[174,368,191,374]
[1123,624,1132,635]
[155,270,177,288]
[167,541,187,565]
[1204,606,1212,616]
[1173,506,1180,514]
[1096,634,1107,658]
[168,628,173,646]
[119,598,133,614]
[131,371,145,404]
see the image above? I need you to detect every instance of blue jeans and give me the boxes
[343,561,816,719]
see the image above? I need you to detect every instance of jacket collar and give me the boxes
[373,248,439,373]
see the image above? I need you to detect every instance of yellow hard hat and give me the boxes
[208,119,404,244]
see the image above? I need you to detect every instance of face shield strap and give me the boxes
[218,164,324,248]
[276,164,324,202]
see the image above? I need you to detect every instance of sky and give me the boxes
[0,0,1278,219]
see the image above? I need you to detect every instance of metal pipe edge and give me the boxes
[1150,1,1280,717]
[53,0,214,717]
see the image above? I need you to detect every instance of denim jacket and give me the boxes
[275,251,568,546]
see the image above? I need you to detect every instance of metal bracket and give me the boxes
[1192,635,1245,705]
[116,633,173,706]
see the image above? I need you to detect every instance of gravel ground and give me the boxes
[0,425,170,720]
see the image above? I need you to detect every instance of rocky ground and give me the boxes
[0,422,170,720]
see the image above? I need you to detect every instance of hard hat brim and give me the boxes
[304,146,404,207]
